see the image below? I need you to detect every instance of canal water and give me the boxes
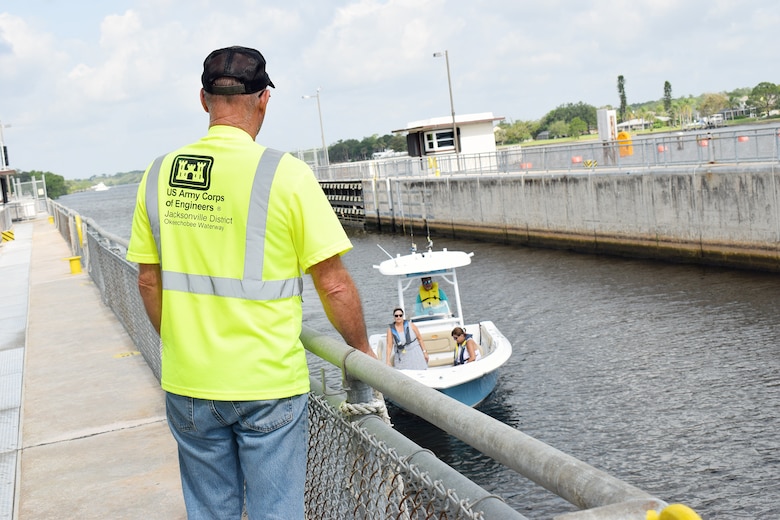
[59,184,780,519]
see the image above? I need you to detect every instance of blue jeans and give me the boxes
[165,392,308,520]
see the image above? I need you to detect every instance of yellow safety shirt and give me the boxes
[127,125,352,400]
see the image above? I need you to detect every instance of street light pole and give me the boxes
[302,88,329,166]
[433,50,459,155]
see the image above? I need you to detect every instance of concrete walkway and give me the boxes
[1,216,184,519]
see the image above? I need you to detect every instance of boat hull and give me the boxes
[439,370,498,407]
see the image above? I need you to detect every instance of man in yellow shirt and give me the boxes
[127,46,374,519]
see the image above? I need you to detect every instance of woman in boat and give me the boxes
[386,308,429,369]
[451,327,482,365]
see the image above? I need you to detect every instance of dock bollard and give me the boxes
[646,503,702,520]
[65,256,82,274]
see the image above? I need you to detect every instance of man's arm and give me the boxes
[309,255,376,358]
[138,263,163,335]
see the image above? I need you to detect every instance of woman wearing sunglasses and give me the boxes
[386,308,429,369]
[451,327,481,366]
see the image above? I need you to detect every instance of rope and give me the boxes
[339,391,392,425]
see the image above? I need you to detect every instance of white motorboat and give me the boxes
[91,182,110,191]
[369,243,512,407]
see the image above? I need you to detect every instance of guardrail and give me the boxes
[312,125,780,181]
[46,198,702,519]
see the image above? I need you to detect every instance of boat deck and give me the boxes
[0,216,184,519]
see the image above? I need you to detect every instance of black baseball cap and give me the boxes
[201,46,275,95]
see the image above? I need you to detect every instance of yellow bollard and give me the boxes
[48,215,54,224]
[75,215,84,247]
[65,256,82,274]
[617,130,634,157]
[647,503,702,520]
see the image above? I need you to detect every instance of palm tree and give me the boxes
[637,107,652,130]
[676,98,695,127]
[726,93,742,120]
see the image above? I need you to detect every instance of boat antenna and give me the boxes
[424,218,433,251]
[396,185,415,253]
[409,216,416,253]
[376,244,394,260]
[420,185,431,251]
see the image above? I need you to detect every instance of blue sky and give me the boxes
[1,0,778,179]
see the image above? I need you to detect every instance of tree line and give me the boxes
[495,80,780,145]
[9,169,145,199]
[327,133,407,163]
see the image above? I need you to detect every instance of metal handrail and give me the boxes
[301,326,668,517]
[312,125,780,181]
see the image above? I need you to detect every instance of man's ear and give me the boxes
[200,89,209,113]
[260,89,271,105]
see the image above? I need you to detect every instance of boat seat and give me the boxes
[420,332,456,367]
[422,330,487,367]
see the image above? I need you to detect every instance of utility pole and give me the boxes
[433,51,459,155]
[302,88,330,166]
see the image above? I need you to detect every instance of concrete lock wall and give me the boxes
[363,164,780,272]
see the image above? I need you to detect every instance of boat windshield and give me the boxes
[412,299,451,319]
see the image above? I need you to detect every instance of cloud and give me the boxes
[1,0,779,179]
[0,14,69,97]
[303,0,458,86]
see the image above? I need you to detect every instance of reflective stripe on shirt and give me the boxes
[145,148,303,301]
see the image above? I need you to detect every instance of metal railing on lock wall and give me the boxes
[47,198,704,520]
[311,125,780,181]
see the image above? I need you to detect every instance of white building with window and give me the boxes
[394,112,504,157]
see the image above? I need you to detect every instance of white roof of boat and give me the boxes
[375,249,473,276]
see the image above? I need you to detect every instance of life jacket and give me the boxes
[418,282,442,308]
[455,334,474,366]
[390,320,413,350]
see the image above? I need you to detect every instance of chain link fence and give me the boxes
[46,199,513,520]
[307,391,488,519]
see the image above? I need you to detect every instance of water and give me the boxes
[58,186,780,519]
[57,183,139,241]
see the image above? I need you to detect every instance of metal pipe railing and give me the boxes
[301,325,667,515]
[313,126,780,181]
[309,367,529,520]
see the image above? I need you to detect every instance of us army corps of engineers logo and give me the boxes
[169,154,212,190]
